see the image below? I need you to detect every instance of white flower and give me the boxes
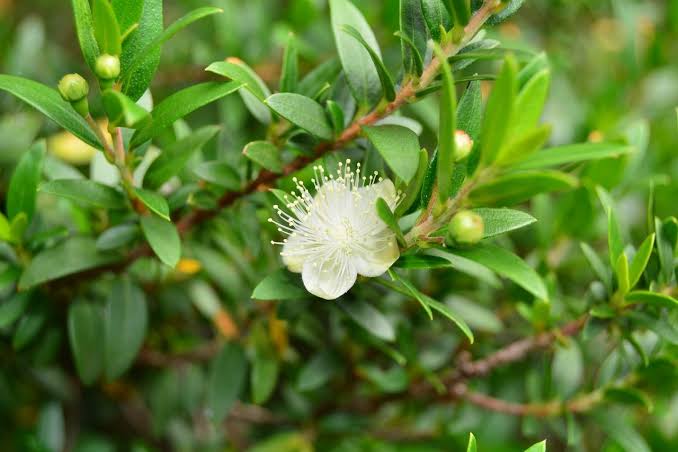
[269,160,400,300]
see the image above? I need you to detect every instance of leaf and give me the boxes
[375,198,405,245]
[480,55,517,166]
[104,278,147,379]
[330,0,382,106]
[615,253,630,295]
[435,44,457,199]
[496,124,552,166]
[144,125,221,189]
[111,0,143,33]
[102,90,150,129]
[337,298,395,342]
[388,269,433,320]
[421,0,452,42]
[472,207,536,238]
[327,100,345,134]
[297,351,341,391]
[251,351,279,405]
[656,216,678,284]
[194,161,241,190]
[342,25,395,101]
[395,149,428,216]
[7,141,45,222]
[467,432,477,452]
[429,247,501,287]
[470,170,578,206]
[134,188,169,220]
[449,243,548,300]
[140,215,180,267]
[0,293,31,329]
[625,290,678,309]
[449,0,471,25]
[457,80,482,140]
[207,59,272,124]
[252,270,307,300]
[96,224,139,251]
[279,33,298,93]
[123,7,223,89]
[606,206,624,269]
[12,306,47,350]
[68,303,105,385]
[446,296,502,334]
[120,0,162,101]
[488,0,527,25]
[394,254,452,269]
[71,0,100,70]
[423,294,474,343]
[243,141,283,173]
[363,125,420,183]
[39,179,127,209]
[19,237,119,290]
[511,143,635,171]
[524,440,547,452]
[399,0,427,75]
[131,81,242,147]
[265,93,333,140]
[207,343,247,422]
[552,342,583,397]
[0,76,99,148]
[92,0,121,56]
[604,387,653,412]
[580,242,611,290]
[511,69,550,137]
[360,364,408,393]
[595,413,652,452]
[629,234,654,288]
[393,31,424,76]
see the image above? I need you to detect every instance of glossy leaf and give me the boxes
[252,270,307,300]
[421,0,452,41]
[337,298,395,342]
[511,143,635,171]
[435,44,457,199]
[194,161,241,190]
[72,0,100,70]
[400,0,427,75]
[96,224,139,251]
[511,69,550,137]
[0,293,31,329]
[467,432,477,452]
[279,33,298,93]
[92,0,121,56]
[134,188,169,220]
[625,291,678,309]
[140,214,181,267]
[7,141,45,222]
[265,93,333,140]
[363,125,420,182]
[376,197,405,245]
[472,207,537,238]
[342,25,396,101]
[207,343,247,421]
[480,55,517,166]
[243,141,283,173]
[524,440,547,452]
[251,350,279,405]
[68,303,105,385]
[470,170,578,206]
[39,179,127,209]
[297,351,341,391]
[207,59,272,124]
[629,234,655,288]
[395,149,428,216]
[102,90,150,129]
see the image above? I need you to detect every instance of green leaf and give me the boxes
[625,290,678,309]
[376,197,405,245]
[400,0,427,75]
[449,243,548,300]
[449,0,471,25]
[194,161,241,190]
[605,205,624,269]
[421,0,452,42]
[104,278,147,379]
[207,343,247,422]
[207,59,272,123]
[71,0,100,70]
[123,7,223,90]
[243,141,283,173]
[7,141,45,222]
[251,351,279,405]
[552,342,583,398]
[360,364,408,393]
[446,296,502,334]
[140,215,180,267]
[280,33,298,93]
[511,69,550,137]
[472,207,537,238]
[144,125,221,189]
[511,143,635,171]
[0,293,31,329]
[488,0,527,25]
[111,0,143,33]
[102,90,150,129]
[388,269,433,319]
[252,270,307,300]
[615,252,630,296]
[68,303,105,385]
[395,149,428,216]
[595,413,651,452]
[120,0,162,101]
[12,306,47,350]
[19,237,118,290]
[423,294,474,343]
[39,179,127,209]
[134,188,169,220]
[363,125,420,183]
[92,0,121,56]
[330,0,382,106]
[629,234,654,288]
[131,81,242,147]
[0,76,99,148]
[393,31,424,76]
[470,170,578,206]
[656,216,678,284]
[298,58,342,98]
[96,224,139,251]
[429,247,501,287]
[297,351,341,391]
[326,100,345,134]
[265,93,333,140]
[394,254,452,269]
[457,80,482,140]
[337,298,395,342]
[0,213,11,242]
[524,440,547,452]
[480,55,517,166]
[496,124,552,166]
[580,242,612,290]
[604,387,653,412]
[465,432,477,452]
[342,25,395,101]
[435,44,457,199]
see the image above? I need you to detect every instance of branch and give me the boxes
[53,0,500,286]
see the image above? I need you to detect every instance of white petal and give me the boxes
[281,233,307,273]
[302,255,357,300]
[353,234,400,277]
[359,179,398,210]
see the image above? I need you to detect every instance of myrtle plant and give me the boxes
[0,0,676,450]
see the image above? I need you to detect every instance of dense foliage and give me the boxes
[0,0,677,450]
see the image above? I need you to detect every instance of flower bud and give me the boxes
[447,210,484,245]
[95,54,121,85]
[58,74,89,117]
[453,130,474,162]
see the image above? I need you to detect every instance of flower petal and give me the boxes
[353,234,400,277]
[359,179,398,210]
[281,233,308,273]
[302,255,357,300]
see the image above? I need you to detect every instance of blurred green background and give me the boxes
[0,1,676,451]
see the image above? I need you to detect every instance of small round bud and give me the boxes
[453,130,474,162]
[447,210,484,245]
[58,74,89,102]
[95,54,121,81]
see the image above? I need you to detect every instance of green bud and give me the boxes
[95,54,121,82]
[447,210,484,245]
[453,130,474,162]
[58,74,89,117]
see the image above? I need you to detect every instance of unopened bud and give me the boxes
[447,210,484,246]
[95,54,121,88]
[453,130,474,162]
[58,74,89,117]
